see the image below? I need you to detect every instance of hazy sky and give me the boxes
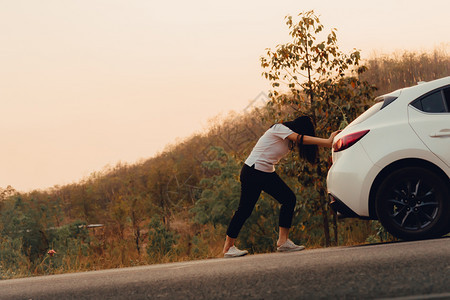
[1,0,449,192]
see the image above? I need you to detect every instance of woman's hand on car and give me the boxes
[328,130,342,147]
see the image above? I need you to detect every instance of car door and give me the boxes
[408,86,450,167]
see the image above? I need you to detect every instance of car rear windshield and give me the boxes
[348,101,383,127]
[347,92,400,127]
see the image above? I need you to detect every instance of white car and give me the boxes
[327,76,450,240]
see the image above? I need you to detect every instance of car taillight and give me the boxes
[333,130,370,152]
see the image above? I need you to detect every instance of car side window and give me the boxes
[411,89,448,113]
[443,87,450,111]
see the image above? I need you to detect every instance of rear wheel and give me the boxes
[375,167,449,240]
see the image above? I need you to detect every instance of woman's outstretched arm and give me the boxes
[286,131,341,148]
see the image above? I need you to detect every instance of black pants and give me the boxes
[226,164,297,238]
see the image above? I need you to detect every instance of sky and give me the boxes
[1,0,449,192]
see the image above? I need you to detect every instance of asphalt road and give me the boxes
[1,238,449,300]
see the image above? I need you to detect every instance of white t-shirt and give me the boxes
[245,124,294,173]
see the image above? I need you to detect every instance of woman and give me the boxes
[223,116,340,257]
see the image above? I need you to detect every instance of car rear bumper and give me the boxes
[327,143,380,217]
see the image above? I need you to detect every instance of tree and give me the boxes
[0,186,17,201]
[191,147,242,227]
[261,10,375,246]
[1,197,49,262]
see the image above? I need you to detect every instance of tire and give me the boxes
[375,167,450,240]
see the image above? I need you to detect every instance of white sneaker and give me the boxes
[277,239,305,252]
[224,246,248,258]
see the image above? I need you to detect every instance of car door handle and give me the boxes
[430,129,450,137]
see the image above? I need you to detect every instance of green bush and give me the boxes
[0,236,29,279]
[147,217,179,261]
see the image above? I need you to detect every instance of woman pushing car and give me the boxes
[223,116,340,257]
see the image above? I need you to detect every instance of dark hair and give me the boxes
[282,116,318,164]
